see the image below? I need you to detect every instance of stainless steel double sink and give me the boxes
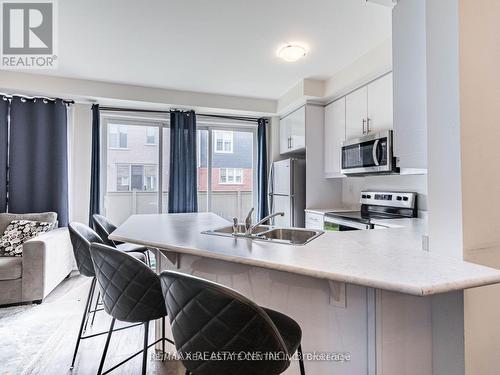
[202,224,324,246]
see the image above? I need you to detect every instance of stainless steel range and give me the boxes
[324,191,418,231]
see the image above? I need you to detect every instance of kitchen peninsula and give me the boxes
[111,213,500,375]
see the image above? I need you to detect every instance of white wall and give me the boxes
[305,105,343,209]
[425,0,463,259]
[392,0,427,171]
[68,103,92,223]
[0,71,276,116]
[458,1,500,374]
[323,38,392,103]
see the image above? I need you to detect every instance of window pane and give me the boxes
[197,129,209,212]
[214,130,233,153]
[130,165,144,190]
[119,126,128,148]
[116,165,129,191]
[161,129,170,212]
[146,127,157,144]
[105,123,159,224]
[144,165,157,191]
[211,130,253,221]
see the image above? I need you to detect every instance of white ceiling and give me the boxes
[48,0,391,100]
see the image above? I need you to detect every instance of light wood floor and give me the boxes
[1,273,184,375]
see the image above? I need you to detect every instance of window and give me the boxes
[145,127,157,145]
[219,168,243,184]
[214,130,233,153]
[103,117,256,225]
[114,164,157,192]
[108,124,128,148]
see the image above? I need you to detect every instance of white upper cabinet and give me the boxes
[367,73,393,134]
[323,73,394,178]
[345,73,393,141]
[346,85,368,140]
[280,106,306,154]
[324,97,346,178]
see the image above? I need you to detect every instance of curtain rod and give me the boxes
[0,92,74,105]
[99,106,265,123]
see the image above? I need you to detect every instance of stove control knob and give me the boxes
[403,197,409,201]
[397,196,402,201]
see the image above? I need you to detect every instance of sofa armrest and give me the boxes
[22,228,75,302]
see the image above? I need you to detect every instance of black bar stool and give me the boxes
[68,222,146,369]
[90,242,174,375]
[160,270,306,375]
[92,214,152,266]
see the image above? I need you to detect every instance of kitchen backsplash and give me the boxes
[342,174,428,213]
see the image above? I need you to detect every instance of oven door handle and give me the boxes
[372,139,380,166]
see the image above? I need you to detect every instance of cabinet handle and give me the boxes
[362,119,367,135]
[290,137,293,149]
[367,118,371,133]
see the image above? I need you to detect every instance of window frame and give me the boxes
[101,114,258,219]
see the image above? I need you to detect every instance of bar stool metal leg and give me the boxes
[162,316,166,361]
[70,277,96,369]
[142,321,149,375]
[298,344,306,375]
[98,318,116,375]
[90,290,100,326]
[83,278,96,332]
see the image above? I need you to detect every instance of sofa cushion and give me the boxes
[0,212,57,235]
[0,220,54,257]
[0,257,22,280]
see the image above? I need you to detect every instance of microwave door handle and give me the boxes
[372,139,380,166]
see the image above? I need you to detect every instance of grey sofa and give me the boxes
[0,212,75,306]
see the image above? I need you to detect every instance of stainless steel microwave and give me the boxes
[341,130,397,175]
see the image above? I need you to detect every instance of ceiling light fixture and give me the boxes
[277,43,308,62]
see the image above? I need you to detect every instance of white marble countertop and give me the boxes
[110,213,500,296]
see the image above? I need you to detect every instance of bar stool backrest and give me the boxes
[92,214,118,247]
[160,271,291,375]
[90,243,167,323]
[68,222,103,278]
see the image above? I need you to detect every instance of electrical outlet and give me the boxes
[422,235,429,251]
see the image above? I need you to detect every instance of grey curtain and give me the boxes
[168,110,198,213]
[8,97,69,226]
[89,104,100,225]
[257,118,269,220]
[0,97,8,213]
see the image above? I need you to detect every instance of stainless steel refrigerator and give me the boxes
[268,158,306,228]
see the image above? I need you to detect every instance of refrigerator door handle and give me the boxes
[267,162,274,218]
[268,162,274,196]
